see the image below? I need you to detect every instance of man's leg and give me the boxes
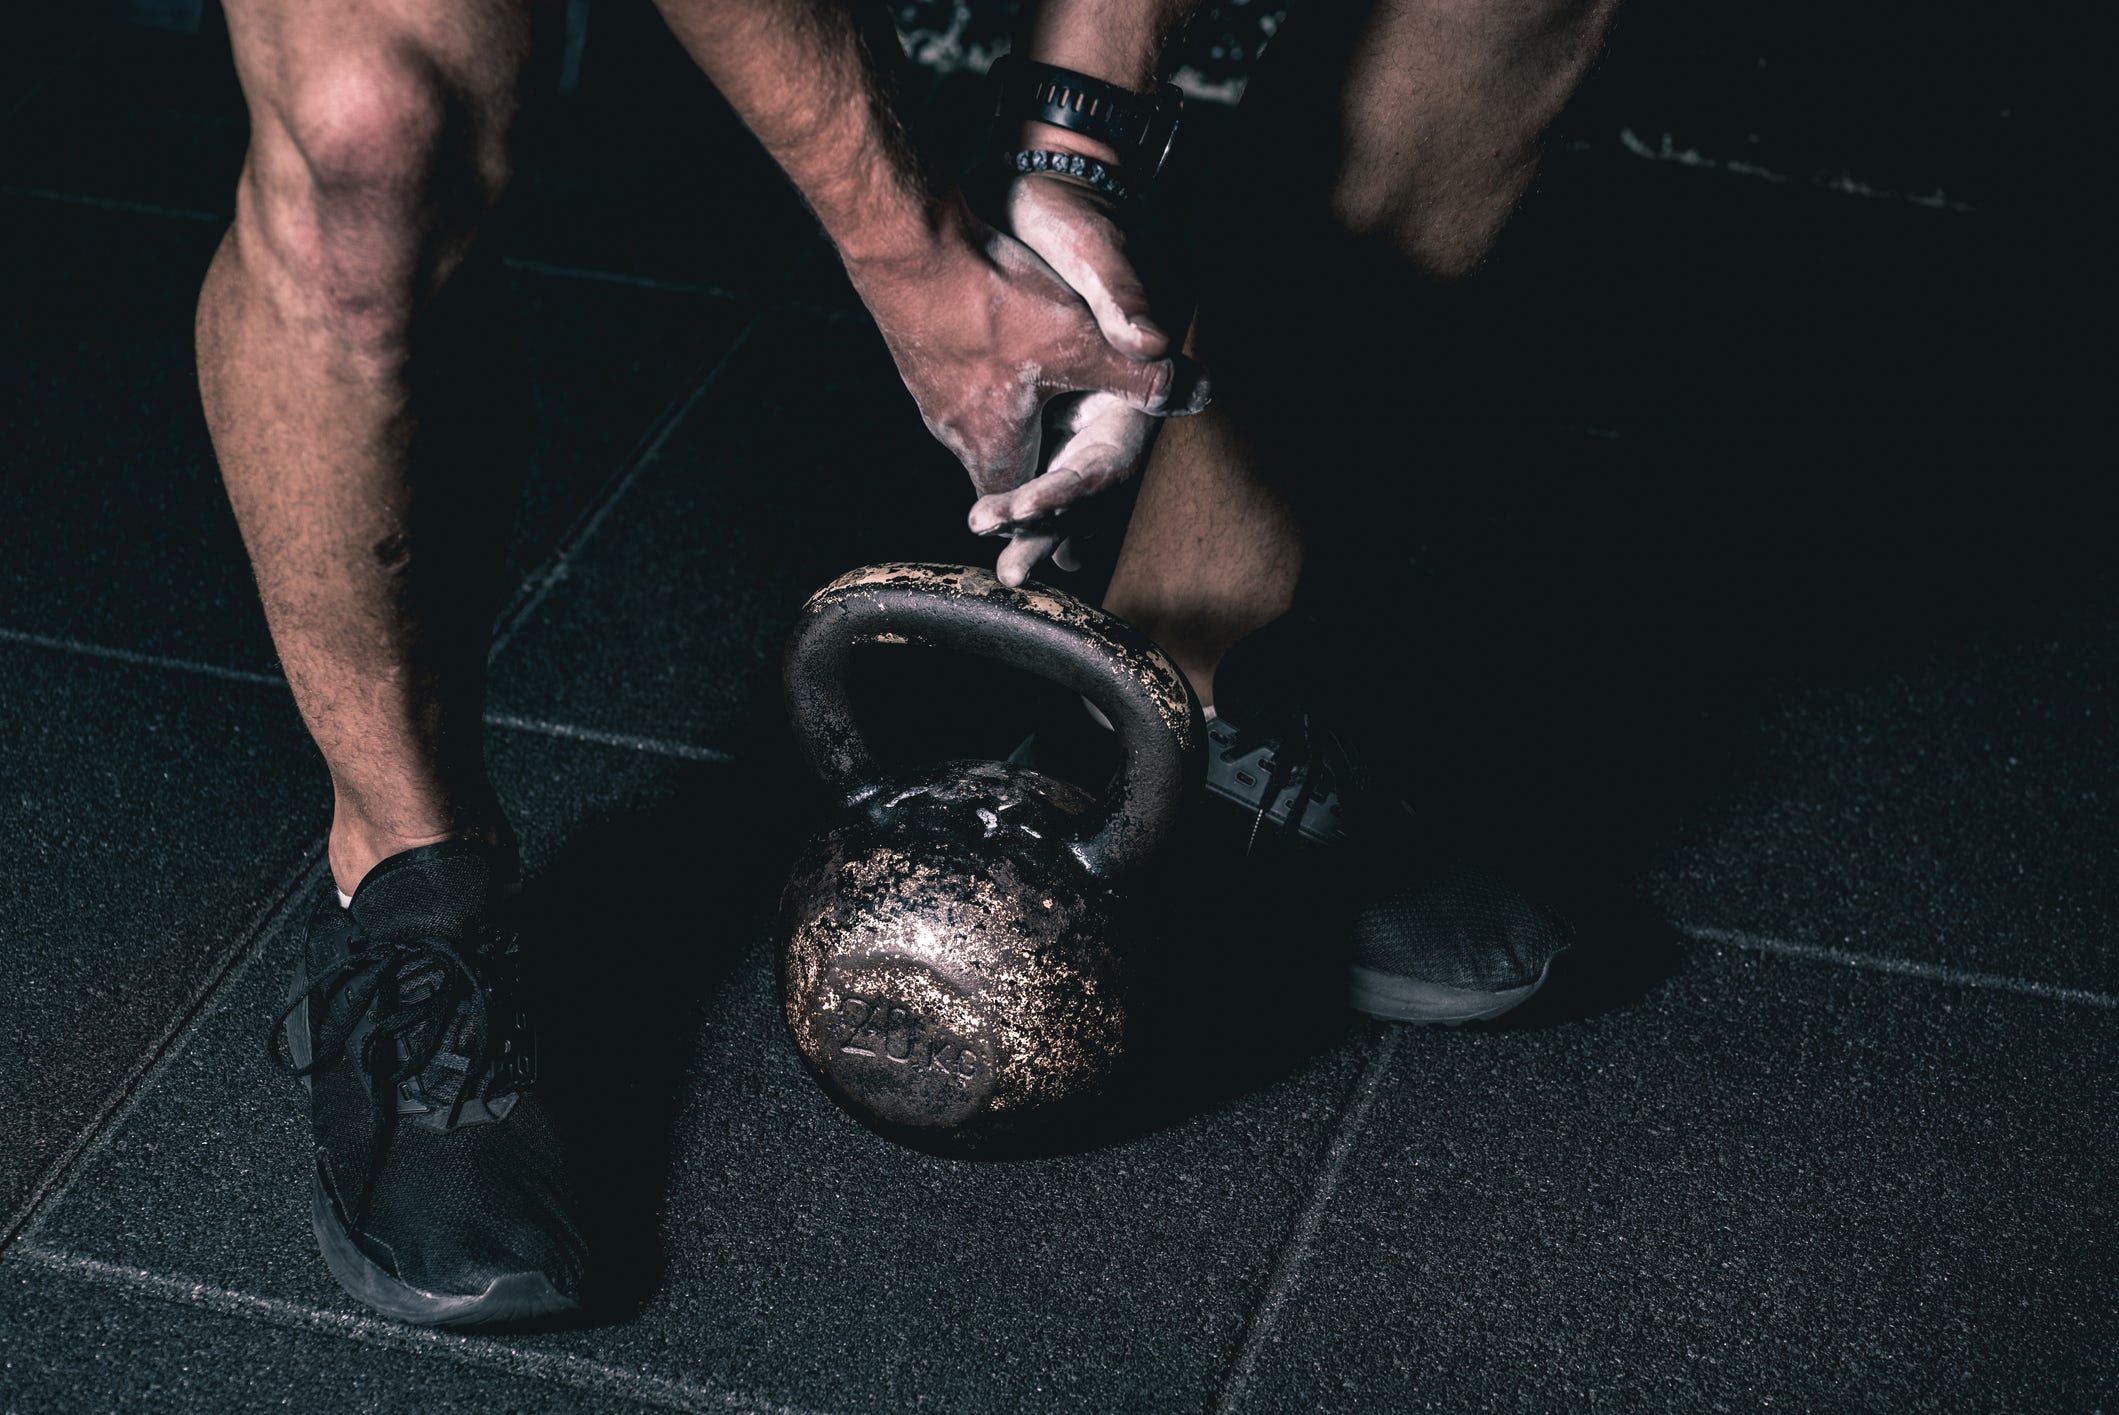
[201,1,589,1330]
[1095,0,1619,1026]
[199,0,548,895]
[1103,0,1620,706]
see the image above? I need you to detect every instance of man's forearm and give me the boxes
[1022,0,1199,92]
[651,0,948,267]
[1015,0,1204,164]
[649,0,1208,515]
[652,0,1206,256]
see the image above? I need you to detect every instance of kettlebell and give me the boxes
[778,563,1204,1144]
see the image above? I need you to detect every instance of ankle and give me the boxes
[1170,653,1220,715]
[1100,605,1283,715]
[329,812,507,899]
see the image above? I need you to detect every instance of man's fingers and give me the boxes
[968,489,1022,538]
[968,391,1154,544]
[1012,466,1092,523]
[957,426,1044,501]
[1048,391,1155,472]
[1061,347,1211,418]
[996,531,1063,588]
[1047,239,1161,358]
[1007,180,1167,358]
[968,470,1086,537]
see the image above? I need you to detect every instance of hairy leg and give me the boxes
[1104,0,1620,706]
[1097,355,1303,703]
[199,0,550,893]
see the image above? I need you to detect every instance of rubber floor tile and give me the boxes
[23,726,1371,1414]
[0,1254,663,1414]
[1363,456,2118,994]
[1637,617,2119,992]
[0,22,246,220]
[505,0,836,294]
[486,312,997,756]
[0,644,325,1234]
[0,12,94,121]
[0,202,268,671]
[1379,152,2075,431]
[1228,944,2118,1412]
[1557,0,2079,217]
[0,193,748,674]
[0,14,831,296]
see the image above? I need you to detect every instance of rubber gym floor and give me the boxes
[2,6,2111,1411]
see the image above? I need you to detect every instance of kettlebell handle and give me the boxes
[784,564,1204,883]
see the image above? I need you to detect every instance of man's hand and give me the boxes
[849,193,1205,508]
[963,168,1168,584]
[971,389,1154,584]
[645,0,1203,584]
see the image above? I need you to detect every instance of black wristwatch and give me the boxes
[988,54,1185,183]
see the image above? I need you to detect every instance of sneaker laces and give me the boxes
[1210,708,1371,854]
[269,921,536,1134]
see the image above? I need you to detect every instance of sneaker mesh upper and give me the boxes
[295,843,585,1297]
[1349,866,1572,994]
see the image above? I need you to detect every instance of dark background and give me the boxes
[0,2,2112,1411]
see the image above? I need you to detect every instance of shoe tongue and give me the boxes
[348,844,516,1104]
[347,841,504,944]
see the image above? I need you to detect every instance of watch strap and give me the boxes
[989,55,1184,180]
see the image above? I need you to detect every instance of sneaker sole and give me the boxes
[309,1171,581,1327]
[1347,959,1553,1025]
[286,973,581,1328]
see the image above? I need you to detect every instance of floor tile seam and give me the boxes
[2,843,329,1254]
[1607,128,1977,212]
[0,29,102,129]
[11,611,2113,1009]
[505,258,855,320]
[484,713,739,764]
[0,181,221,224]
[0,627,737,765]
[499,256,756,304]
[489,315,764,663]
[6,129,1981,234]
[0,185,857,323]
[501,262,857,323]
[0,626,284,686]
[5,1244,832,1415]
[0,182,861,320]
[1675,922,2119,1010]
[773,297,862,325]
[1209,1027,1404,1415]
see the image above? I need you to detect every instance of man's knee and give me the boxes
[1321,0,1618,280]
[236,50,511,361]
[1327,172,1503,284]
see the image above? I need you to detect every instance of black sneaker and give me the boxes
[1203,621,1573,1024]
[272,841,586,1325]
[1014,616,1573,1024]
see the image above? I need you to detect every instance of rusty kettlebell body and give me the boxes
[779,564,1204,1143]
